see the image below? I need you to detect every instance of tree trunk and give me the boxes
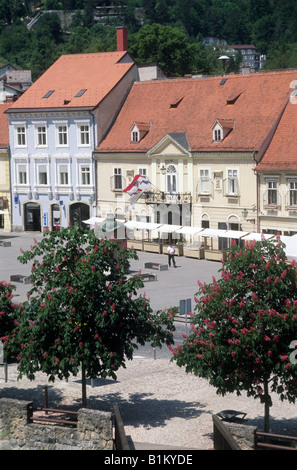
[263,378,270,433]
[81,363,87,407]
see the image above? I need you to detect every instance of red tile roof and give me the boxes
[0,103,11,147]
[255,98,297,172]
[96,70,297,154]
[7,52,135,111]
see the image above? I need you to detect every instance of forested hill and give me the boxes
[1,0,297,79]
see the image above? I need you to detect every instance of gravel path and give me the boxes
[1,357,297,450]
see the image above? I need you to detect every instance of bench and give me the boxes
[9,274,31,284]
[144,262,168,271]
[139,273,157,282]
[0,241,11,247]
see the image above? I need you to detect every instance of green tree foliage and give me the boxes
[0,281,19,343]
[170,238,297,432]
[5,225,175,406]
[129,23,195,76]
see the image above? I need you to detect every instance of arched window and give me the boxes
[166,164,177,193]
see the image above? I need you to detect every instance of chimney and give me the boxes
[117,27,128,52]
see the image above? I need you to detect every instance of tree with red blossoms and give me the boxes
[0,281,20,352]
[170,236,297,432]
[5,225,175,407]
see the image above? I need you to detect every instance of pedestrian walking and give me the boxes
[167,244,176,267]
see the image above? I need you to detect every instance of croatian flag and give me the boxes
[123,174,151,203]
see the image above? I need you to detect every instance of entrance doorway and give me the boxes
[51,204,61,231]
[24,203,41,231]
[69,203,90,227]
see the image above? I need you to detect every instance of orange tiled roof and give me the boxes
[255,98,297,172]
[96,70,297,154]
[7,52,134,111]
[0,103,11,147]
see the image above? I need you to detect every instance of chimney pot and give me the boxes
[117,27,128,52]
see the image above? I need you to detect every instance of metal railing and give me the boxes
[255,431,297,450]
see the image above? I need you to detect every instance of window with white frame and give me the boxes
[37,164,48,185]
[166,164,177,193]
[227,169,239,195]
[79,124,90,146]
[56,124,68,146]
[265,179,279,206]
[36,125,47,147]
[113,168,122,190]
[17,164,28,185]
[139,168,147,177]
[214,129,222,141]
[58,164,69,185]
[199,168,211,194]
[15,124,26,147]
[81,166,91,185]
[132,131,139,142]
[288,179,297,206]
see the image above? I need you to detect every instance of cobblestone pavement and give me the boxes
[1,358,297,450]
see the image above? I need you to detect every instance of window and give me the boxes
[199,169,211,194]
[214,129,221,141]
[132,131,139,142]
[37,125,47,146]
[79,125,90,146]
[227,169,239,195]
[18,165,27,185]
[81,166,90,185]
[114,168,122,190]
[38,164,48,185]
[59,164,69,185]
[16,125,26,146]
[289,180,297,206]
[266,179,278,205]
[166,164,177,193]
[139,168,147,177]
[57,125,68,146]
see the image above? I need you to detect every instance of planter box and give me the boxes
[127,240,143,251]
[162,245,183,256]
[205,249,227,261]
[143,242,162,253]
[183,247,205,259]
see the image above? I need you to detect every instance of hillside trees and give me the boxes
[171,237,297,432]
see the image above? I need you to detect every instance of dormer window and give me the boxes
[132,130,139,142]
[214,129,222,141]
[130,122,151,143]
[212,119,234,142]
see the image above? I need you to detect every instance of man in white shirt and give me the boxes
[167,244,177,267]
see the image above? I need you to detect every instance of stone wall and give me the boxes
[0,398,113,450]
[223,421,257,450]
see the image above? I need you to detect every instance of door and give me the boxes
[51,204,61,231]
[69,203,90,227]
[24,203,41,231]
[166,164,177,193]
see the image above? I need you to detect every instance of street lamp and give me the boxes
[218,55,230,74]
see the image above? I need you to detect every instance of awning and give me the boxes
[241,232,273,241]
[175,226,204,235]
[124,221,161,230]
[157,224,182,233]
[219,230,249,239]
[82,217,105,225]
[200,229,228,238]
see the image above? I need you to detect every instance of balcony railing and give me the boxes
[144,191,192,204]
